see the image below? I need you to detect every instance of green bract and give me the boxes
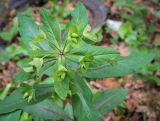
[0,2,154,121]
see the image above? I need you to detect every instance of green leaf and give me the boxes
[85,51,155,78]
[119,22,132,39]
[17,59,34,73]
[0,44,27,63]
[18,15,49,51]
[23,67,34,73]
[71,72,101,121]
[0,84,54,115]
[83,25,102,43]
[38,60,57,77]
[65,25,83,48]
[0,91,28,114]
[34,84,54,102]
[40,8,61,49]
[64,103,74,120]
[71,2,88,34]
[54,79,69,100]
[14,69,35,82]
[0,84,54,114]
[71,43,118,56]
[0,111,21,121]
[72,94,102,121]
[28,49,53,58]
[71,43,119,68]
[29,58,43,73]
[71,72,93,101]
[94,88,128,115]
[0,21,18,42]
[24,99,73,121]
[19,7,33,17]
[31,31,46,44]
[18,15,39,46]
[43,77,55,84]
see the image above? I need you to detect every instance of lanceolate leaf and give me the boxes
[28,49,54,58]
[71,43,119,68]
[71,73,101,121]
[72,94,102,121]
[0,84,55,114]
[71,72,93,101]
[24,99,73,121]
[94,88,128,115]
[71,43,118,55]
[54,79,69,100]
[0,111,21,121]
[18,15,52,51]
[18,15,39,47]
[85,51,155,78]
[71,2,88,34]
[40,8,61,49]
[0,91,28,114]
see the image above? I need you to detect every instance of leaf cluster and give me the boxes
[0,2,154,121]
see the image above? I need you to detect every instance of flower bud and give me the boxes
[71,33,79,38]
[56,65,68,80]
[71,38,78,43]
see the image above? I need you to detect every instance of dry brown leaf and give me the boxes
[96,78,121,89]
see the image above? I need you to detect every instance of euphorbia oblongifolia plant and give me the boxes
[0,2,154,121]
